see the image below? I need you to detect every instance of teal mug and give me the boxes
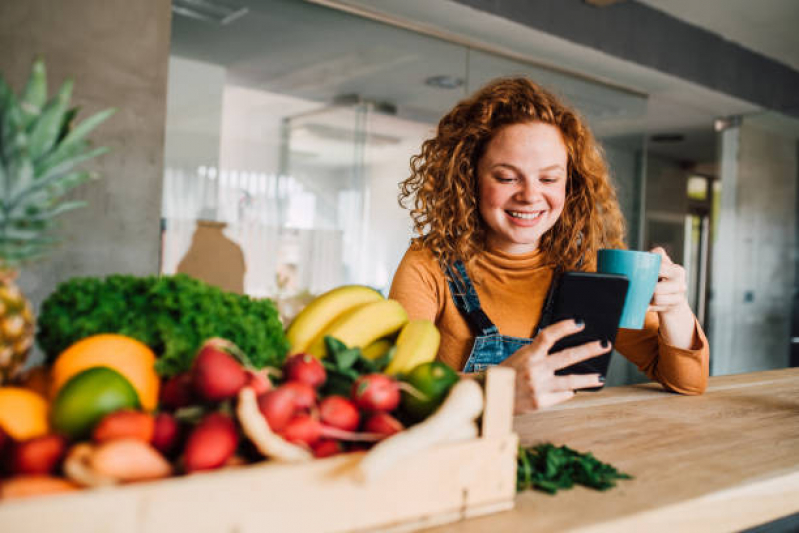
[597,249,661,329]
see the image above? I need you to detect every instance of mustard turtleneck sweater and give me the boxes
[389,246,709,395]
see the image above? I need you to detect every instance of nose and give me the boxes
[515,179,542,203]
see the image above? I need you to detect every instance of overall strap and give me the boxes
[534,266,564,336]
[444,260,499,337]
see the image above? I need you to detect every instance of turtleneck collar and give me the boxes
[479,245,549,271]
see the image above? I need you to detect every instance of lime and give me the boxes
[51,366,140,439]
[400,362,459,422]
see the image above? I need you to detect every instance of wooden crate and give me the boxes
[0,367,518,533]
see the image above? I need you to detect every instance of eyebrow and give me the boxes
[491,163,566,173]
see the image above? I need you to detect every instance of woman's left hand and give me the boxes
[648,247,689,316]
[648,247,697,349]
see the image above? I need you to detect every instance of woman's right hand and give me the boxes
[499,319,610,413]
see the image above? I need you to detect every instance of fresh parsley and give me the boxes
[517,443,632,494]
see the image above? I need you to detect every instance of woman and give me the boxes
[389,77,709,413]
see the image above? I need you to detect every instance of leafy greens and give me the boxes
[36,274,288,376]
[517,443,632,494]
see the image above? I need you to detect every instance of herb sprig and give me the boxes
[517,443,632,494]
[319,336,394,397]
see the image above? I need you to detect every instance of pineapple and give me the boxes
[0,58,114,383]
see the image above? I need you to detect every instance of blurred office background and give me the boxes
[3,0,798,384]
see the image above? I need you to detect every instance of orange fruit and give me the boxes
[0,387,49,440]
[19,365,51,398]
[50,334,160,411]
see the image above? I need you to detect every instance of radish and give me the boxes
[183,412,239,472]
[357,378,484,482]
[10,435,67,475]
[284,353,326,388]
[312,439,343,458]
[351,374,400,412]
[281,382,316,410]
[191,339,249,402]
[257,387,297,432]
[160,372,194,409]
[151,413,181,456]
[246,369,272,396]
[236,388,312,463]
[363,412,404,439]
[319,396,360,431]
[280,414,322,447]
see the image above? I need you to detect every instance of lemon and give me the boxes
[0,387,49,440]
[51,367,140,439]
[400,361,460,422]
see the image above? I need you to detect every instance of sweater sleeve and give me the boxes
[614,311,710,395]
[388,248,443,322]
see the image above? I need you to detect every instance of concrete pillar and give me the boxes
[710,119,798,374]
[0,0,172,314]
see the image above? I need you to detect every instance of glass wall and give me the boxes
[162,0,648,327]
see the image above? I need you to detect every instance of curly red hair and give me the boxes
[399,77,626,270]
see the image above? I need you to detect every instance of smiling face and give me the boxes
[476,121,569,255]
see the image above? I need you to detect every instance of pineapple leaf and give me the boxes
[27,79,73,161]
[57,107,78,144]
[0,58,113,267]
[20,58,47,129]
[6,152,34,204]
[7,169,94,216]
[7,199,87,223]
[1,88,26,164]
[34,108,114,175]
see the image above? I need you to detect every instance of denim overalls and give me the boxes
[444,260,535,373]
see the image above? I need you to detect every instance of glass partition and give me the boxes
[163,0,649,330]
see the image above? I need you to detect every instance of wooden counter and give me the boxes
[424,368,799,532]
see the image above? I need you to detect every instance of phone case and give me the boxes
[537,271,629,381]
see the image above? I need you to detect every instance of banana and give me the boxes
[286,285,384,355]
[306,299,408,358]
[361,339,395,361]
[385,319,440,375]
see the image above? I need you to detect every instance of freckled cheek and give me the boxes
[545,188,567,216]
[478,186,508,212]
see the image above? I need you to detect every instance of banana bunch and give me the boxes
[384,320,440,375]
[286,285,408,358]
[285,286,440,372]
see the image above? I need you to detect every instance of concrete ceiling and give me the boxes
[639,0,799,71]
[169,0,798,166]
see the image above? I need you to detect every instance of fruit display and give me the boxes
[0,284,483,502]
[0,59,114,384]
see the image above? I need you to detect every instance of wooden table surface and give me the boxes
[424,368,799,533]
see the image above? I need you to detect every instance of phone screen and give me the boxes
[537,272,629,383]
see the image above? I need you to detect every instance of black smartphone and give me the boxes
[536,271,629,387]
